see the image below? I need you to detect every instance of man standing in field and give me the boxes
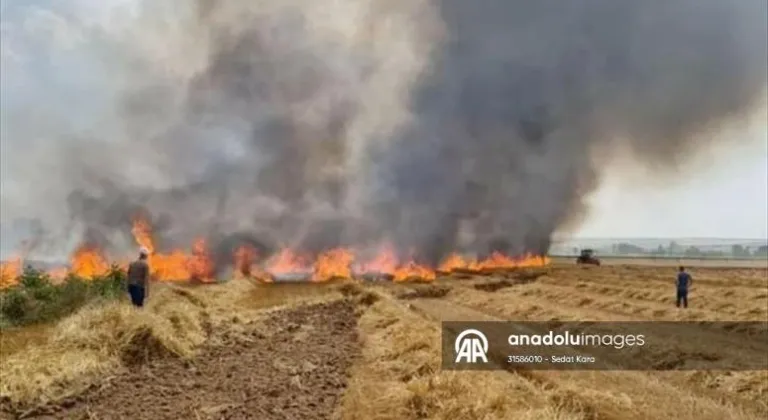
[675,266,692,308]
[126,247,151,308]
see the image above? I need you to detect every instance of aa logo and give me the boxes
[454,328,489,363]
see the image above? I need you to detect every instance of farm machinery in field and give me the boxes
[576,249,601,266]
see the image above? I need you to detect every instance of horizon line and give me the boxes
[553,236,768,241]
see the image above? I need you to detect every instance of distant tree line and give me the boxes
[575,242,768,258]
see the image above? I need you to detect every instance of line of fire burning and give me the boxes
[0,219,550,288]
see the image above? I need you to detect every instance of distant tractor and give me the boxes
[576,249,601,266]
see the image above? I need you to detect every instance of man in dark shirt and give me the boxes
[126,247,151,307]
[675,266,692,308]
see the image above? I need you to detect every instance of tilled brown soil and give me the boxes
[7,299,361,420]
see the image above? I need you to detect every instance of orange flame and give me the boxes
[393,259,436,282]
[0,256,21,288]
[187,239,215,281]
[131,216,155,254]
[0,218,551,288]
[438,251,551,272]
[234,245,257,278]
[313,248,354,282]
[356,244,398,274]
[438,253,467,272]
[128,217,216,282]
[266,248,310,276]
[233,245,273,282]
[69,245,110,278]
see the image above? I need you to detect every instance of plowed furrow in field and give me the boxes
[5,300,361,420]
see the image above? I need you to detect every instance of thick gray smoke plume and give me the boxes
[1,0,766,267]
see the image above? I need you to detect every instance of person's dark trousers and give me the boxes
[128,284,146,307]
[676,288,688,308]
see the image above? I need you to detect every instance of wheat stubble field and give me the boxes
[1,260,766,420]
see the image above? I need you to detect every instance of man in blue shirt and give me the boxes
[675,266,692,308]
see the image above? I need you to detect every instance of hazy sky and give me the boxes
[576,113,768,239]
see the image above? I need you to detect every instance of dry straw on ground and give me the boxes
[0,264,765,420]
[336,290,588,420]
[337,264,768,420]
[0,279,348,408]
[0,284,212,406]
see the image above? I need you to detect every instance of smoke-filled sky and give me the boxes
[1,0,767,264]
[578,113,768,239]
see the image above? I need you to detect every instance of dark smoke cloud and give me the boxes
[1,0,765,267]
[356,0,768,262]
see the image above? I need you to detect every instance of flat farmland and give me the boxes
[1,263,766,420]
[552,256,768,268]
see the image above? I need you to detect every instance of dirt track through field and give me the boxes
[7,300,361,420]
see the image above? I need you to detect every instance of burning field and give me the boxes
[1,0,767,418]
[0,216,550,288]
